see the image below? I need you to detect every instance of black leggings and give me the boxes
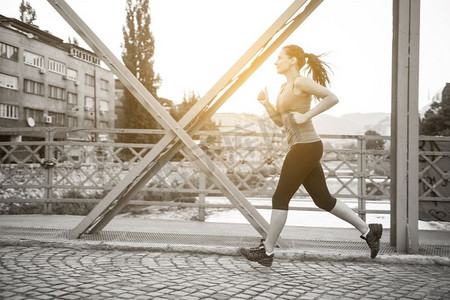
[272,141,337,211]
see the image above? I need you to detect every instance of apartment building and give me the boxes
[0,14,115,142]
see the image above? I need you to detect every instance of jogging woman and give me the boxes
[239,44,382,267]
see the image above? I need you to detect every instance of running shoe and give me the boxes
[361,223,383,259]
[239,243,274,267]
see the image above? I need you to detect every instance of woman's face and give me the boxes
[275,49,293,74]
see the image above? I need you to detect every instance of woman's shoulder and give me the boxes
[293,76,314,97]
[294,76,315,87]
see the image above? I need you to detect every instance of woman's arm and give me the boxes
[258,87,283,127]
[262,102,283,127]
[292,77,339,124]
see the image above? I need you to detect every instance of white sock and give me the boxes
[262,241,273,256]
[362,228,370,238]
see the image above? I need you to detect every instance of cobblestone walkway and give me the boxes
[1,246,450,299]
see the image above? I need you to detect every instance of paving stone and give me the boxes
[1,246,450,300]
[134,296,155,300]
[211,293,232,300]
[60,294,82,300]
[48,290,69,297]
[14,286,35,293]
[191,292,211,298]
[33,295,53,300]
[0,291,15,298]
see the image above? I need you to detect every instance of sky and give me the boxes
[1,0,450,117]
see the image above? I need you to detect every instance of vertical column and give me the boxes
[390,0,398,248]
[407,0,420,254]
[198,172,206,221]
[391,0,420,253]
[357,137,366,221]
[44,129,55,214]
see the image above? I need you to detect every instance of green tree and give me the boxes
[121,0,162,144]
[170,92,221,160]
[420,84,450,136]
[19,0,36,24]
[67,36,79,46]
[171,91,218,132]
[364,130,385,150]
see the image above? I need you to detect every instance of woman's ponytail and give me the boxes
[282,45,332,87]
[305,53,331,87]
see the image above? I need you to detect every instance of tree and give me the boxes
[171,91,218,132]
[19,0,36,25]
[121,0,162,144]
[170,92,221,159]
[67,36,79,46]
[420,84,450,136]
[364,130,385,150]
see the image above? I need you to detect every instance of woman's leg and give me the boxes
[264,209,288,253]
[303,161,383,259]
[264,143,323,253]
[303,163,369,234]
[329,200,369,234]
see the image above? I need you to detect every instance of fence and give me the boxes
[0,127,448,222]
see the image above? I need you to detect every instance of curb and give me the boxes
[1,237,450,266]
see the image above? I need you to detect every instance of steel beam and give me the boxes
[48,0,322,246]
[89,0,323,234]
[391,0,420,253]
[48,0,273,241]
[390,0,398,247]
[406,0,420,254]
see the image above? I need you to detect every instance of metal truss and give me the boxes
[48,0,323,244]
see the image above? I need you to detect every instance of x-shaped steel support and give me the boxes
[48,0,322,246]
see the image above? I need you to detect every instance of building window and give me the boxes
[0,42,19,61]
[85,74,95,86]
[67,68,78,81]
[67,92,77,105]
[100,79,109,91]
[99,100,109,112]
[68,116,78,127]
[69,47,100,65]
[83,118,94,128]
[48,112,65,126]
[84,96,94,110]
[49,85,65,100]
[24,108,44,124]
[23,51,44,68]
[48,59,66,75]
[0,73,18,90]
[0,104,19,119]
[24,79,44,95]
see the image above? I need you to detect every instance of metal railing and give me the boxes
[0,127,448,221]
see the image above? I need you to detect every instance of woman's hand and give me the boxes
[291,112,309,125]
[257,87,270,105]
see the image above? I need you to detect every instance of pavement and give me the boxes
[1,214,450,299]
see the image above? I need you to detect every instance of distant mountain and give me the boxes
[367,116,391,136]
[341,113,390,129]
[213,112,391,136]
[313,114,362,135]
[313,112,390,135]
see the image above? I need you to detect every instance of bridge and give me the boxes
[0,0,445,255]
